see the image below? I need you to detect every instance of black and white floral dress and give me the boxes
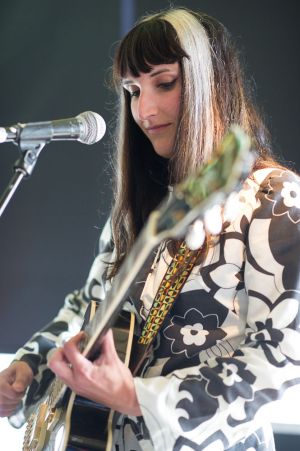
[11,168,300,450]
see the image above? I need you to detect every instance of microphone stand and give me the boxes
[0,141,46,218]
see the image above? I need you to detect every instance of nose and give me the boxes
[136,92,158,121]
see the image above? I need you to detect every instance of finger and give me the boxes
[62,333,91,372]
[95,329,118,364]
[12,368,32,394]
[66,331,87,349]
[0,398,21,408]
[0,405,20,417]
[48,348,74,382]
[0,377,24,401]
[0,402,21,417]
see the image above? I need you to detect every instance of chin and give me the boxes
[152,146,173,159]
[155,152,172,159]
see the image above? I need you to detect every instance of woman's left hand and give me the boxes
[48,329,142,417]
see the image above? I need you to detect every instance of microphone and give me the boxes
[0,111,106,146]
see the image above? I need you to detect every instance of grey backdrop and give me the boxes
[0,0,299,354]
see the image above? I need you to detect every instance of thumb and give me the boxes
[12,365,32,394]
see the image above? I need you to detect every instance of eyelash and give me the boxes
[130,90,139,98]
[129,79,177,98]
[159,80,177,90]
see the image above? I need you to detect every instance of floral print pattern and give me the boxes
[10,168,300,451]
[266,170,300,223]
[163,308,226,358]
[199,358,256,402]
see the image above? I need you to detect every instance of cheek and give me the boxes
[168,91,181,119]
[130,102,139,124]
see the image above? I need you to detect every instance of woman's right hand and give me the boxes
[0,361,34,417]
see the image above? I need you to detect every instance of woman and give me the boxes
[1,7,300,450]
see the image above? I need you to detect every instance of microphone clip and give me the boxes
[0,140,47,218]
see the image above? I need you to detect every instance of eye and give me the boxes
[123,85,140,98]
[158,79,177,90]
[129,89,140,98]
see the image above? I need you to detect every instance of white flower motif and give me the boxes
[180,323,209,346]
[221,362,242,386]
[281,181,300,208]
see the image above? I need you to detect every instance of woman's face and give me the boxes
[122,62,182,159]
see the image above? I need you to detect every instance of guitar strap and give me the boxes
[138,240,203,346]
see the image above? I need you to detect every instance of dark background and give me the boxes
[0,0,299,447]
[0,0,299,347]
[0,0,299,355]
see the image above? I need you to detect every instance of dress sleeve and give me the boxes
[134,169,300,450]
[9,218,113,426]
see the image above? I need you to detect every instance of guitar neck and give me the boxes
[83,215,161,359]
[81,126,252,360]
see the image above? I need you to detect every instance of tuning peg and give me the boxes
[223,191,241,222]
[204,204,223,235]
[185,219,206,250]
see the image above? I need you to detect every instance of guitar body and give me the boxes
[23,305,136,451]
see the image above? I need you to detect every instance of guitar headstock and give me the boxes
[153,125,253,240]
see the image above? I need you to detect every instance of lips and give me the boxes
[146,123,171,134]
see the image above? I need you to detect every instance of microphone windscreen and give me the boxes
[77,111,106,145]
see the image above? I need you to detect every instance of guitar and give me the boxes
[22,125,252,451]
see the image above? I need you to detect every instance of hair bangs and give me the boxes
[114,19,188,80]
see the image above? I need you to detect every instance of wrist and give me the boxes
[117,375,142,417]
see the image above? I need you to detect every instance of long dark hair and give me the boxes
[108,7,276,278]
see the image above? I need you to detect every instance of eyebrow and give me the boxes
[122,68,175,85]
